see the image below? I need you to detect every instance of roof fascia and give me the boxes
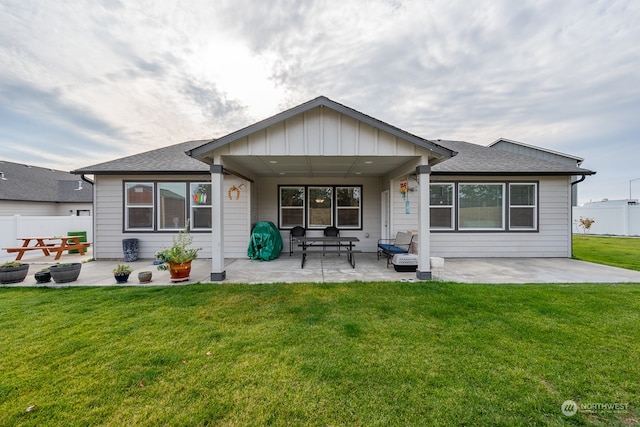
[70,170,207,176]
[432,170,596,176]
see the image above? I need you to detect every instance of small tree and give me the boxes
[577,217,595,235]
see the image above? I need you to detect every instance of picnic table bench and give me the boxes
[2,236,91,261]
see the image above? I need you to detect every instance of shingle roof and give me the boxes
[0,160,93,202]
[72,138,595,177]
[72,140,211,175]
[431,140,595,176]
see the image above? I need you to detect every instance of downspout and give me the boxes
[569,175,587,257]
[80,174,94,185]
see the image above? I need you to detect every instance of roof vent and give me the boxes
[0,172,6,180]
[74,180,83,191]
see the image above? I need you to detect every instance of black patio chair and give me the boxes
[289,226,306,256]
[323,226,340,255]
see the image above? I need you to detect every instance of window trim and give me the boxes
[278,184,363,230]
[124,182,155,232]
[429,182,455,230]
[123,180,212,233]
[508,182,538,231]
[429,180,540,233]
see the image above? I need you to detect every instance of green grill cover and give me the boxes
[247,221,283,261]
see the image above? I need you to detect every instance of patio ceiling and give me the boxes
[222,155,418,178]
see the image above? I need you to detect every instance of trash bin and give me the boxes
[247,221,283,261]
[67,231,87,254]
[122,238,139,262]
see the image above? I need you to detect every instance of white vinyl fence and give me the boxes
[0,215,93,262]
[573,204,640,236]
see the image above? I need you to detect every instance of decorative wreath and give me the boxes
[228,186,240,200]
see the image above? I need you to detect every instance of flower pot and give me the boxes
[138,271,152,283]
[169,261,191,282]
[0,264,29,284]
[34,270,51,284]
[114,273,130,284]
[50,263,82,284]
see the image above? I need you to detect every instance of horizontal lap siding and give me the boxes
[430,176,571,257]
[93,175,250,260]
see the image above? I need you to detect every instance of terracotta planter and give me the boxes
[50,263,82,284]
[138,271,152,283]
[169,261,191,282]
[0,264,29,284]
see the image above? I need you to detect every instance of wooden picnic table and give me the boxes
[2,236,91,261]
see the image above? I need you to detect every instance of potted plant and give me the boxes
[50,263,82,284]
[113,264,133,283]
[155,223,201,282]
[34,267,51,284]
[0,261,30,284]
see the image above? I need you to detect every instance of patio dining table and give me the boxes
[298,236,360,269]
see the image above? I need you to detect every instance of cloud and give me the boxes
[0,0,638,203]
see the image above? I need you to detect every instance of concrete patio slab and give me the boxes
[3,249,640,286]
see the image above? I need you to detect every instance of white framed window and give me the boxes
[190,183,212,230]
[124,181,211,232]
[509,183,537,230]
[429,183,454,230]
[279,186,305,228]
[308,186,333,229]
[125,182,154,231]
[278,185,363,230]
[458,183,505,230]
[336,187,361,229]
[157,182,187,230]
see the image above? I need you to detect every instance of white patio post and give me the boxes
[416,165,432,280]
[210,164,225,281]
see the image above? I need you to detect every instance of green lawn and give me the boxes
[1,283,639,426]
[573,235,640,271]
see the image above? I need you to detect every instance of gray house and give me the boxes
[0,160,93,216]
[73,96,595,280]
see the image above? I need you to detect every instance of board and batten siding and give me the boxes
[256,176,383,253]
[219,106,428,158]
[92,174,250,260]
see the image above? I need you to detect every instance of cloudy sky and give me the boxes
[1,0,638,204]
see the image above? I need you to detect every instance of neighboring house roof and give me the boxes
[488,138,584,163]
[72,140,211,175]
[0,160,93,202]
[432,140,595,176]
[187,96,457,163]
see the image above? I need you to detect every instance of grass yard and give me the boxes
[1,282,639,426]
[573,235,640,271]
